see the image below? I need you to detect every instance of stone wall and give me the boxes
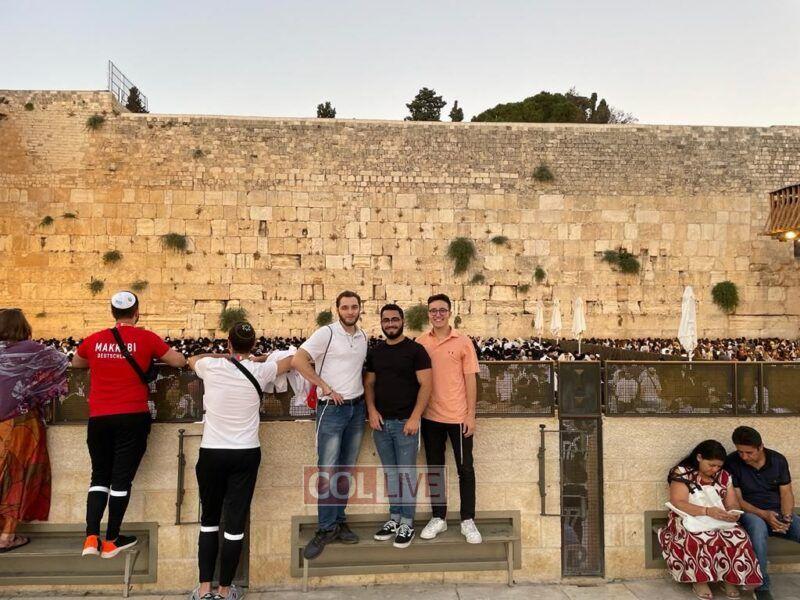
[36,417,559,593]
[1,90,799,338]
[603,416,800,579]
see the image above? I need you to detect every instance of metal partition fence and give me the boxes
[604,361,800,416]
[50,360,557,424]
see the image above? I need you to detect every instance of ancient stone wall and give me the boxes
[1,90,799,338]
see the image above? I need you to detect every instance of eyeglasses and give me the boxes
[428,308,449,315]
[380,317,402,324]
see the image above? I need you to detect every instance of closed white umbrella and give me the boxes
[678,286,698,361]
[534,299,545,344]
[572,297,587,354]
[550,298,562,344]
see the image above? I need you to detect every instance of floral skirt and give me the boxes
[658,514,762,585]
[0,412,51,531]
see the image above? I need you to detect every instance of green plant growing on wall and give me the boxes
[316,310,333,327]
[454,315,462,328]
[317,101,336,118]
[405,304,429,331]
[601,248,640,274]
[87,278,105,296]
[35,311,46,318]
[62,212,77,219]
[24,102,34,111]
[712,281,739,313]
[130,280,148,292]
[534,266,547,283]
[39,216,54,227]
[490,235,509,246]
[447,237,476,275]
[102,250,122,265]
[470,273,486,285]
[518,284,531,293]
[161,233,189,253]
[192,148,204,159]
[533,164,554,182]
[86,114,105,130]
[219,306,248,332]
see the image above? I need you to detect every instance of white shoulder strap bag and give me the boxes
[665,484,738,533]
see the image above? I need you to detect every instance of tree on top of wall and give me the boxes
[405,87,447,121]
[125,87,148,114]
[317,101,336,118]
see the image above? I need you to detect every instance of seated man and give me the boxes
[725,426,800,600]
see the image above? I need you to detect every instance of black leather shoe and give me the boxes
[303,528,337,560]
[336,522,359,544]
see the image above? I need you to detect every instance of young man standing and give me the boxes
[724,426,800,600]
[292,291,368,560]
[188,322,292,600]
[365,304,431,548]
[72,291,186,557]
[416,294,482,544]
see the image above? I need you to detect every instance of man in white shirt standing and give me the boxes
[292,291,368,560]
[188,322,292,600]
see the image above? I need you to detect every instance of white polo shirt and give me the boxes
[300,321,368,400]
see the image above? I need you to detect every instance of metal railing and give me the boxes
[107,60,148,111]
[49,360,800,424]
[604,361,800,416]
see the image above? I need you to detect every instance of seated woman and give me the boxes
[658,439,762,600]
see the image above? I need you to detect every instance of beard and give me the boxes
[382,324,404,340]
[339,313,360,327]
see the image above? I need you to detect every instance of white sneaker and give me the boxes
[461,519,482,544]
[420,517,448,539]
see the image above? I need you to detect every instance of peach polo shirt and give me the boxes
[416,328,480,424]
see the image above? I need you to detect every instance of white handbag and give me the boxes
[665,484,738,533]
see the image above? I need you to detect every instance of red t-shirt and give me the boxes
[77,325,170,417]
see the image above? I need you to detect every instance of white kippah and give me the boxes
[111,291,137,309]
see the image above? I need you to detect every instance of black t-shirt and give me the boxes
[724,448,792,512]
[365,338,431,420]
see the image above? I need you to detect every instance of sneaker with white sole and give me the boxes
[374,519,399,541]
[189,586,216,600]
[393,523,415,548]
[225,584,243,599]
[420,517,447,540]
[460,518,482,544]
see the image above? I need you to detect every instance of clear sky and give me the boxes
[2,0,798,126]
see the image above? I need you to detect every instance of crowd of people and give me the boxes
[584,337,800,361]
[36,334,800,362]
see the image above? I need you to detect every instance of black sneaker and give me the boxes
[393,523,415,549]
[303,528,338,560]
[755,590,774,600]
[374,519,399,541]
[335,522,359,544]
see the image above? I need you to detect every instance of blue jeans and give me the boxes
[315,400,366,531]
[740,512,800,590]
[373,419,419,526]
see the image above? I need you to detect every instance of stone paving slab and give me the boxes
[8,576,800,600]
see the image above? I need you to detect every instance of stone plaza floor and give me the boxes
[5,575,800,600]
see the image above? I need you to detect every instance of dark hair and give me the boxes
[111,294,139,320]
[229,321,257,353]
[380,303,404,319]
[335,290,361,309]
[427,293,451,310]
[668,439,727,485]
[732,426,762,448]
[0,308,32,343]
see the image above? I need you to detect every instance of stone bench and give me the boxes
[0,522,158,598]
[645,510,800,568]
[290,511,521,592]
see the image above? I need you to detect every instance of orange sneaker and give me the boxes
[82,534,101,556]
[100,534,137,559]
